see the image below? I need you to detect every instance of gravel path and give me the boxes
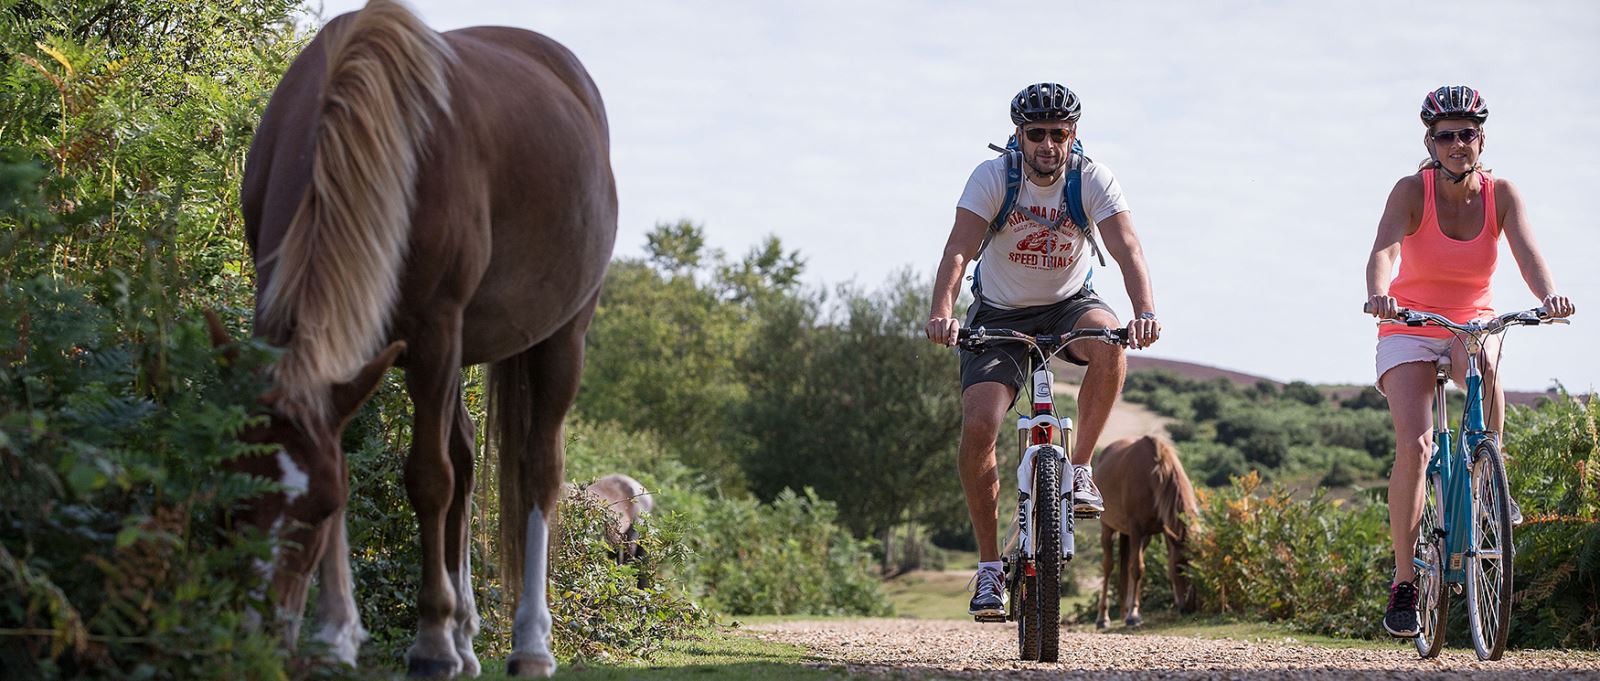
[741,618,1600,679]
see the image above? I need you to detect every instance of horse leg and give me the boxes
[1097,525,1114,629]
[402,316,466,678]
[1117,532,1132,626]
[1126,533,1153,627]
[271,519,333,648]
[269,445,347,649]
[311,507,367,666]
[447,397,482,677]
[502,305,591,678]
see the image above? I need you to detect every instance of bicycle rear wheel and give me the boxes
[1032,452,1061,663]
[1466,439,1514,661]
[1414,472,1448,658]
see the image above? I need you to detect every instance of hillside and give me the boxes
[1054,355,1555,407]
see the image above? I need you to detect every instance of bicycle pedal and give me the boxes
[1073,510,1102,519]
[973,614,1007,623]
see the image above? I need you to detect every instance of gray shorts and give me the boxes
[959,290,1116,393]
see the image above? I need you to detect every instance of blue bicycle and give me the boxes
[1374,305,1568,660]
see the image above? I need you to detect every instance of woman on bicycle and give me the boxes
[1364,85,1575,638]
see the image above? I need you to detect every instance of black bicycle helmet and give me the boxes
[1011,82,1081,126]
[1420,85,1488,125]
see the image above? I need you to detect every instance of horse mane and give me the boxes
[1150,435,1198,541]
[257,0,453,418]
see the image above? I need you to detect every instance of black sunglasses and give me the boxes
[1023,127,1073,144]
[1431,128,1481,145]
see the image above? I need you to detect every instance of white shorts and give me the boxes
[1374,335,1455,396]
[1374,333,1504,395]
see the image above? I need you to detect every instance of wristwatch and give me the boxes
[1137,311,1157,321]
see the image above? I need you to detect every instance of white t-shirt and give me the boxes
[956,154,1129,309]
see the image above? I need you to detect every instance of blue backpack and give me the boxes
[971,136,1107,304]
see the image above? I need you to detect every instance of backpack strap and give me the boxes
[970,143,1023,304]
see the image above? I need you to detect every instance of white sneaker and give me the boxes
[1072,465,1104,514]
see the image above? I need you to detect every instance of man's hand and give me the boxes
[1367,293,1400,319]
[926,317,961,347]
[1543,293,1576,318]
[1125,315,1160,350]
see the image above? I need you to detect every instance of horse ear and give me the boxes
[331,341,405,426]
[204,310,241,365]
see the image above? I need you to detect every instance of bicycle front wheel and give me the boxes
[1466,439,1514,660]
[1414,472,1448,658]
[1031,452,1062,663]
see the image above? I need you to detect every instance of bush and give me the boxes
[1503,390,1600,648]
[677,488,891,617]
[0,281,287,680]
[549,489,712,662]
[1187,472,1389,638]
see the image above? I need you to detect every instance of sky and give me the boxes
[311,1,1600,391]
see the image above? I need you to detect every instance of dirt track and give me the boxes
[741,618,1600,679]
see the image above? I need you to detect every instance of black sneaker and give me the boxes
[967,567,1005,618]
[1383,581,1420,638]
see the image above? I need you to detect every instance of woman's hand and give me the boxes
[1367,294,1400,319]
[1543,293,1576,318]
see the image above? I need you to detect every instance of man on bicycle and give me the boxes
[925,82,1161,619]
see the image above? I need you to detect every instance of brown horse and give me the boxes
[233,0,615,676]
[583,474,654,565]
[1094,435,1198,628]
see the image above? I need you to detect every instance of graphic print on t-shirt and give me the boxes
[1002,205,1081,272]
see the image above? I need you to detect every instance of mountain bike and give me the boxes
[957,325,1129,663]
[1371,305,1569,661]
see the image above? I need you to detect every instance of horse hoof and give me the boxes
[1096,618,1109,630]
[457,648,481,677]
[506,652,557,678]
[1125,616,1143,628]
[407,656,461,679]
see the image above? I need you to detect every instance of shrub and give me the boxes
[0,281,288,680]
[677,488,891,617]
[1187,472,1389,638]
[1503,390,1600,648]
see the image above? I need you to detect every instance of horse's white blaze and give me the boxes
[277,450,309,503]
[511,508,556,676]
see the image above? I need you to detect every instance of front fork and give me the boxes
[1012,367,1076,564]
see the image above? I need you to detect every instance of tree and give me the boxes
[739,270,966,568]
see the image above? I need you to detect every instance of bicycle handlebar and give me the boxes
[956,326,1130,355]
[1362,303,1570,333]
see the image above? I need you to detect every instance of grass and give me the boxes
[470,627,843,680]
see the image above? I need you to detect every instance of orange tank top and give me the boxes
[1379,169,1499,339]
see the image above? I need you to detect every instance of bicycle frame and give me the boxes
[1428,347,1491,584]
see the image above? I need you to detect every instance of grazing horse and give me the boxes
[1094,435,1198,629]
[235,0,615,676]
[583,474,654,566]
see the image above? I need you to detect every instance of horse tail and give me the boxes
[489,350,566,600]
[258,0,453,414]
[1151,435,1198,541]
